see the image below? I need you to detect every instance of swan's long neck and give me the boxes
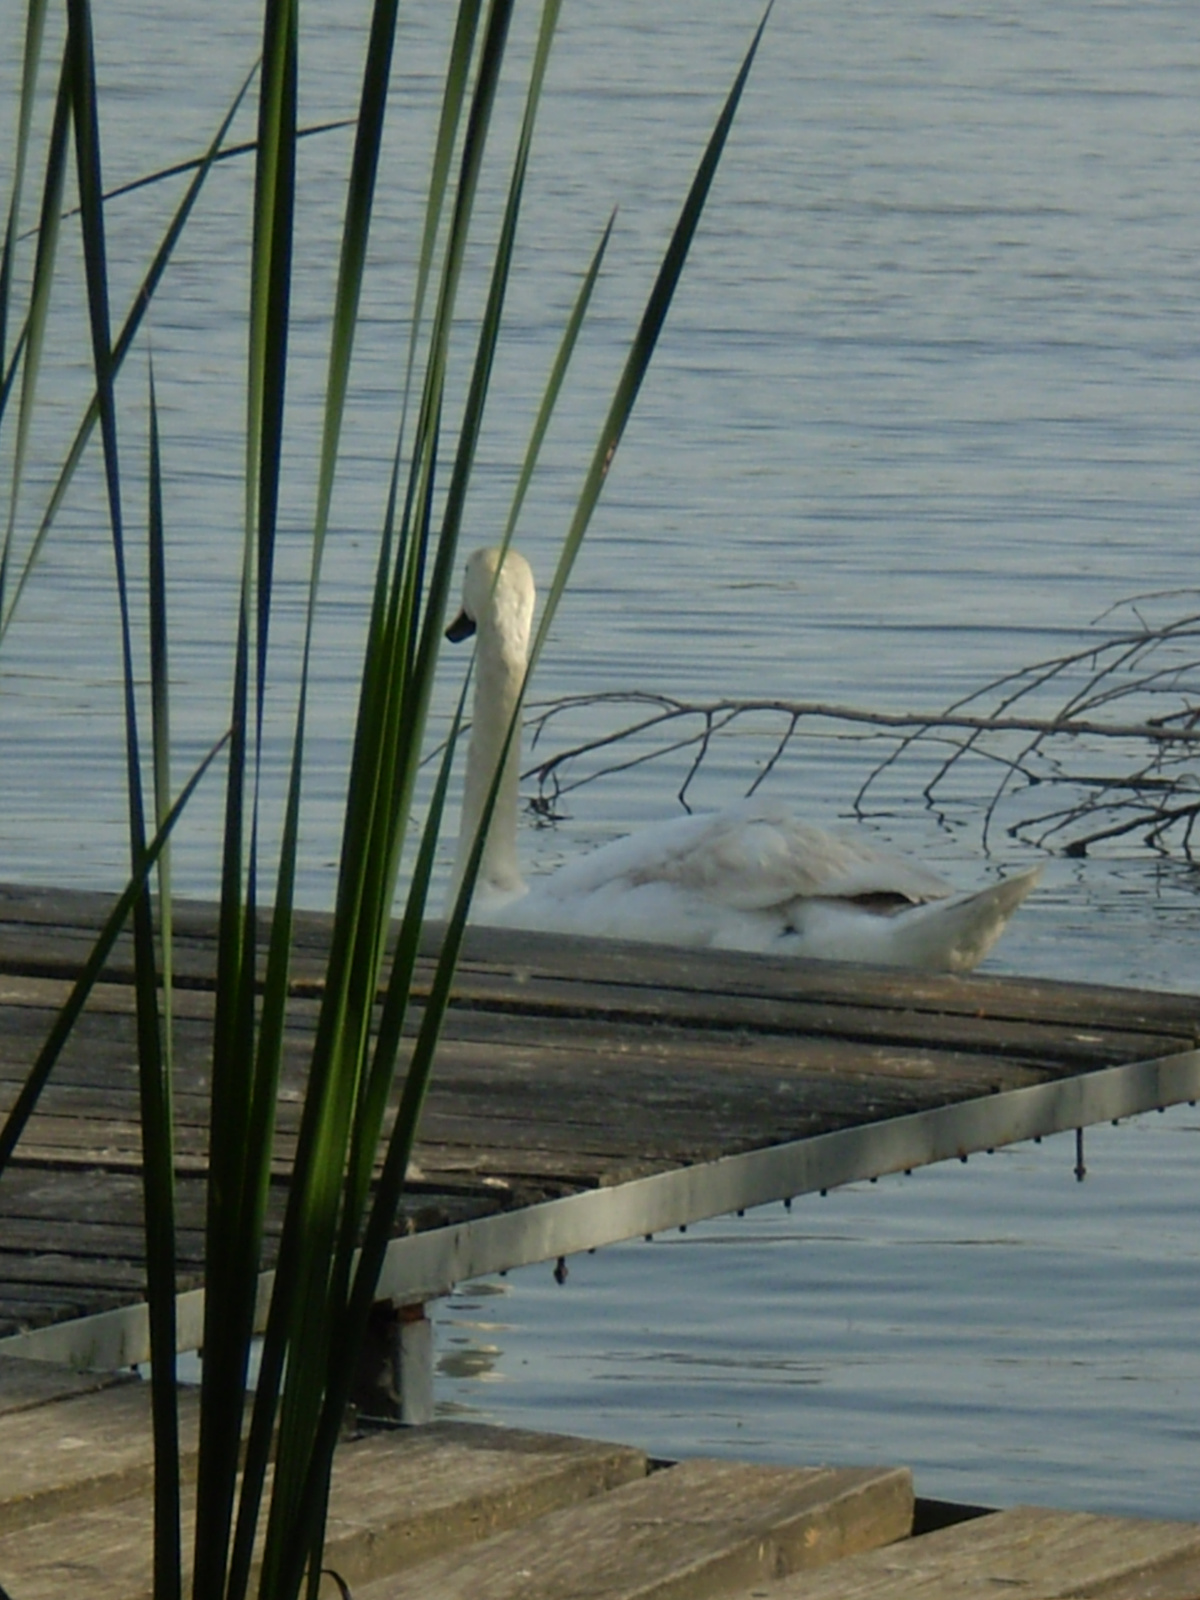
[452,618,527,906]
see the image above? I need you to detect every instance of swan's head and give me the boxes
[446,545,536,660]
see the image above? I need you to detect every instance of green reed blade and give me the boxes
[346,2,775,1385]
[67,6,183,1591]
[45,115,350,228]
[0,59,258,645]
[147,359,173,1094]
[499,209,614,555]
[277,686,470,1598]
[193,2,301,1592]
[531,4,773,673]
[386,0,514,673]
[225,3,405,1590]
[0,734,227,1174]
[0,39,68,627]
[393,0,481,456]
[144,362,181,1600]
[258,8,538,1591]
[0,0,48,384]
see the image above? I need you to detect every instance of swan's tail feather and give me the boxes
[898,865,1042,972]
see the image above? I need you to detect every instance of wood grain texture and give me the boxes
[0,1383,201,1534]
[1,884,1197,1340]
[743,1505,1200,1598]
[0,1353,129,1414]
[0,1419,646,1600]
[354,1458,913,1600]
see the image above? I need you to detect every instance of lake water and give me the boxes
[2,0,1199,1519]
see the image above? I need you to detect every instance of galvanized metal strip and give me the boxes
[373,1047,1200,1302]
[3,1049,1197,1370]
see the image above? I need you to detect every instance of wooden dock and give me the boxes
[1,881,1199,1369]
[0,883,1198,1593]
[0,1358,1197,1599]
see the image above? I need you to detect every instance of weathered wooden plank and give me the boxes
[0,1251,157,1292]
[5,880,1199,1030]
[0,1166,504,1286]
[742,1504,1200,1598]
[0,1383,201,1534]
[1083,1544,1200,1599]
[0,976,1097,1110]
[0,1034,1051,1126]
[0,1290,110,1338]
[354,1457,913,1600]
[0,1063,1056,1170]
[0,996,1150,1110]
[0,981,1070,1093]
[0,1070,1030,1156]
[2,879,1198,1351]
[321,1423,648,1583]
[0,1354,129,1416]
[439,923,1200,1037]
[440,976,1198,1065]
[0,1168,212,1228]
[4,884,1200,1047]
[5,979,1182,1106]
[6,984,1082,1190]
[0,1218,207,1263]
[0,1420,647,1600]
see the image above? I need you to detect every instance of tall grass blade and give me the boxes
[336,0,566,1259]
[272,7,767,1592]
[499,208,614,553]
[0,734,227,1172]
[413,0,561,677]
[224,2,404,1588]
[315,0,482,1030]
[1,61,258,645]
[0,39,68,625]
[147,355,173,1061]
[394,0,481,446]
[66,4,182,1591]
[531,5,772,670]
[193,1,299,1591]
[252,8,538,1593]
[276,692,470,1599]
[345,12,774,1373]
[143,360,182,1600]
[41,115,349,228]
[3,3,768,1596]
[0,0,48,389]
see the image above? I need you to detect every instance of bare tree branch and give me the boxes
[517,594,1200,863]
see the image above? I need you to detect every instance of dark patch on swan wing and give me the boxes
[640,810,953,911]
[842,890,925,914]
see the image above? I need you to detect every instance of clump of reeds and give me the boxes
[0,2,766,1597]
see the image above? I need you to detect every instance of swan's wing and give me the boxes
[529,803,953,914]
[635,806,955,910]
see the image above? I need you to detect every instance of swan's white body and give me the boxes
[448,547,1040,972]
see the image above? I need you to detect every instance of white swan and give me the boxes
[446,546,1040,971]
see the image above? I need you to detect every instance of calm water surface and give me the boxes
[2,0,1199,1515]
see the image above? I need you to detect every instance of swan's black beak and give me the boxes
[446,609,476,643]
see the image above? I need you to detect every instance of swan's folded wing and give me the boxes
[535,805,953,914]
[640,809,955,910]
